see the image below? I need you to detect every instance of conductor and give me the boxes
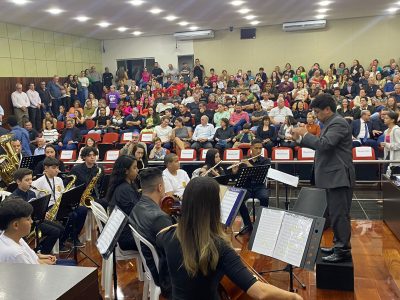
[291,93,355,263]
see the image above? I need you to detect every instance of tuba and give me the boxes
[0,133,20,185]
[46,174,76,221]
[80,167,102,208]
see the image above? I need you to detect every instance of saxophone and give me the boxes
[80,166,102,208]
[46,174,77,221]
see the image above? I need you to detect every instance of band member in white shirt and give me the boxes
[32,157,87,248]
[162,154,190,199]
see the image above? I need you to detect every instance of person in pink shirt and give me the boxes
[121,101,132,116]
[140,67,151,88]
[229,105,250,133]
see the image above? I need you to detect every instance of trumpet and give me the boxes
[201,160,223,177]
[226,153,262,170]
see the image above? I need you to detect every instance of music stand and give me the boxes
[20,155,45,170]
[56,184,97,266]
[261,168,305,289]
[249,207,325,292]
[29,195,51,249]
[234,165,270,227]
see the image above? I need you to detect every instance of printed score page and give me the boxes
[273,212,313,267]
[96,208,126,255]
[220,188,240,225]
[251,209,285,257]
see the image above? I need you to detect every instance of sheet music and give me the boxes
[273,212,313,267]
[251,209,285,257]
[267,168,299,187]
[96,208,126,255]
[220,188,240,225]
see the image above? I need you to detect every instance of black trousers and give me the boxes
[28,107,41,131]
[38,220,65,254]
[239,186,269,227]
[326,186,353,251]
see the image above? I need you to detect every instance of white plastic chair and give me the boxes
[90,201,144,299]
[128,224,161,300]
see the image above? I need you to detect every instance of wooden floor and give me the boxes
[73,219,400,300]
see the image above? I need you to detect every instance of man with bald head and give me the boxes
[191,115,214,151]
[11,83,30,126]
[34,137,46,156]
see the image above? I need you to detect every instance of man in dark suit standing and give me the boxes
[292,93,355,263]
[351,110,378,155]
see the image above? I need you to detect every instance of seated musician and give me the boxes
[70,146,103,190]
[32,157,86,250]
[131,168,173,296]
[106,155,140,251]
[198,148,224,177]
[198,149,253,235]
[0,198,76,265]
[233,138,271,234]
[34,144,66,176]
[11,168,64,254]
[162,153,190,199]
[156,177,302,300]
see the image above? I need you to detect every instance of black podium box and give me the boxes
[316,250,354,291]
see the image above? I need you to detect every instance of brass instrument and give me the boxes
[0,133,20,185]
[46,174,76,221]
[80,167,102,208]
[201,160,223,177]
[226,153,262,170]
[30,185,50,196]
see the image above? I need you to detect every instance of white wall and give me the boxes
[102,35,194,74]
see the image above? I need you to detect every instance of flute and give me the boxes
[226,153,262,170]
[201,160,223,177]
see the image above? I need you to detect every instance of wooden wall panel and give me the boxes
[0,77,66,123]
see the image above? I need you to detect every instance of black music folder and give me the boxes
[55,184,85,220]
[219,185,247,227]
[96,206,128,260]
[248,207,325,270]
[29,194,51,222]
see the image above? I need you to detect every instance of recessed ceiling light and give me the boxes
[8,0,31,5]
[97,21,111,28]
[244,15,256,20]
[117,27,128,32]
[165,15,178,21]
[132,31,142,36]
[128,0,144,6]
[387,7,399,13]
[238,8,251,14]
[316,8,329,13]
[46,8,64,15]
[315,14,326,19]
[178,21,189,26]
[149,7,163,14]
[250,20,260,25]
[230,0,245,6]
[318,1,332,6]
[189,26,199,30]
[75,15,90,22]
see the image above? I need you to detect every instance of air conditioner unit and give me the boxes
[173,30,215,40]
[282,20,327,32]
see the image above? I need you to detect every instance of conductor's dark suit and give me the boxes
[300,113,355,251]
